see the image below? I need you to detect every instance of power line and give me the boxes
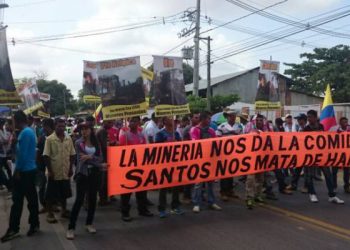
[6,16,161,25]
[206,6,350,57]
[14,16,184,44]
[207,4,350,54]
[142,36,194,67]
[225,0,350,39]
[210,9,350,62]
[199,0,288,35]
[10,0,56,8]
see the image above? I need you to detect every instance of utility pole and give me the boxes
[192,0,201,96]
[0,3,9,27]
[206,36,212,111]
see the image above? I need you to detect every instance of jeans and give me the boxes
[9,170,39,232]
[121,191,147,216]
[158,187,180,212]
[0,157,12,191]
[291,167,307,189]
[220,178,233,195]
[305,167,335,197]
[69,169,100,230]
[99,170,108,203]
[331,167,350,189]
[183,184,193,199]
[36,170,47,208]
[274,169,287,192]
[193,182,215,206]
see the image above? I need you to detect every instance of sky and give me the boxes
[1,0,350,97]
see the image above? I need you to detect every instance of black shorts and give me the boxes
[45,179,72,203]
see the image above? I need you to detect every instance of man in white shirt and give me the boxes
[144,113,160,144]
[216,109,243,201]
[283,114,297,132]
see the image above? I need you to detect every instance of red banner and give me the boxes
[108,132,350,195]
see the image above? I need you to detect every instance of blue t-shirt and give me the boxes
[16,127,37,172]
[155,129,181,143]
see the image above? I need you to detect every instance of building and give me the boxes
[185,67,323,106]
[186,67,325,120]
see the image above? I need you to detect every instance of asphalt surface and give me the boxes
[1,172,350,250]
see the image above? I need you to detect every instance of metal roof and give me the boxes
[185,67,258,92]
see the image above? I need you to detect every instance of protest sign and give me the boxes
[16,79,44,114]
[150,56,190,117]
[255,60,281,110]
[38,110,50,118]
[0,28,22,105]
[108,132,350,195]
[39,92,51,102]
[99,57,147,119]
[83,60,100,103]
[83,95,101,104]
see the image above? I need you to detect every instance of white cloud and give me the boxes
[5,0,349,97]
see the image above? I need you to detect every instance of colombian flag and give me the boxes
[93,104,103,124]
[320,84,337,131]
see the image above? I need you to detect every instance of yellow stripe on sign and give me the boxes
[141,67,154,81]
[24,102,44,115]
[83,95,101,104]
[38,110,50,118]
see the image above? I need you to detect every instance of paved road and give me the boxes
[1,173,350,250]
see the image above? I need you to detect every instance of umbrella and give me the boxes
[211,112,226,125]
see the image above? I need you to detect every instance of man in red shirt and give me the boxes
[118,117,153,221]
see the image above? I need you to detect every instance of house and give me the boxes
[185,67,323,107]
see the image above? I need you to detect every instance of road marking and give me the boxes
[51,221,78,250]
[262,204,350,241]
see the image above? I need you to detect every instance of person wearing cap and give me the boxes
[283,114,297,132]
[244,114,269,209]
[289,113,308,193]
[155,117,184,218]
[216,109,243,201]
[270,118,293,196]
[43,118,76,223]
[191,111,222,213]
[66,122,105,240]
[239,112,249,127]
[302,110,344,204]
[330,117,350,193]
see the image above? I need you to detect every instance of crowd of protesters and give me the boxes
[0,108,348,242]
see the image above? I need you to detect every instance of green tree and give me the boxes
[37,79,77,116]
[187,94,239,113]
[187,95,207,113]
[210,94,240,113]
[284,45,350,102]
